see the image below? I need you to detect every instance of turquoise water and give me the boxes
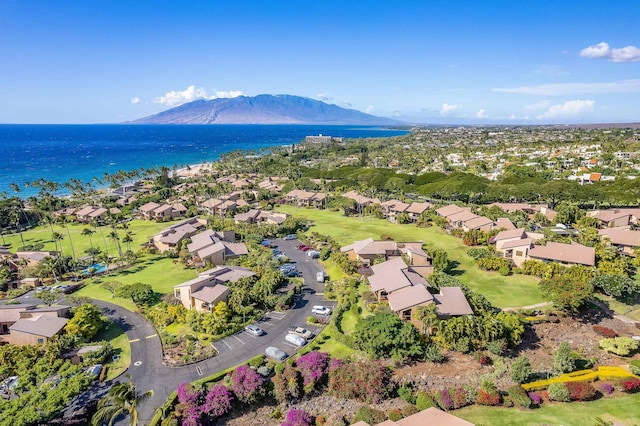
[83,263,107,275]
[0,124,409,196]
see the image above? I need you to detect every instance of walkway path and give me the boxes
[501,301,552,312]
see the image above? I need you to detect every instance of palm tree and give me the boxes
[91,375,152,426]
[122,231,134,253]
[83,227,96,253]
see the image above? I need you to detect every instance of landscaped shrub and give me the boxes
[554,342,576,374]
[307,316,319,324]
[600,383,614,395]
[507,385,532,408]
[352,406,385,425]
[401,404,418,417]
[599,337,640,356]
[592,325,617,338]
[479,354,491,366]
[467,247,493,260]
[476,389,501,406]
[315,415,326,426]
[510,356,532,384]
[296,351,330,392]
[620,377,640,393]
[201,384,233,418]
[454,337,472,354]
[450,387,469,409]
[326,413,347,426]
[231,365,265,403]
[487,339,506,356]
[435,388,453,410]
[415,391,436,411]
[387,408,403,421]
[273,366,302,403]
[528,391,542,405]
[547,383,571,402]
[282,408,313,426]
[565,381,596,401]
[630,359,640,375]
[424,344,445,362]
[397,383,416,404]
[328,360,391,403]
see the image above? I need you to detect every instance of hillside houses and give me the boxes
[284,189,328,209]
[199,197,249,216]
[75,206,121,223]
[599,227,640,257]
[435,205,496,232]
[149,217,207,253]
[366,257,472,322]
[587,208,640,228]
[234,209,290,225]
[187,229,247,266]
[340,238,434,277]
[0,303,69,346]
[138,202,187,221]
[173,266,255,312]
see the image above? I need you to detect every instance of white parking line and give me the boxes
[222,340,233,350]
[196,366,203,376]
[232,335,246,344]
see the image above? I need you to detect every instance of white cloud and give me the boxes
[580,41,640,63]
[440,103,461,116]
[475,109,489,119]
[536,99,595,120]
[130,97,141,105]
[525,100,552,111]
[493,79,640,96]
[365,105,375,114]
[155,86,244,106]
[316,93,332,102]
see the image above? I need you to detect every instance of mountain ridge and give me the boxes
[130,94,403,125]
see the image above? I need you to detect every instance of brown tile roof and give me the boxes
[499,238,534,250]
[10,315,68,337]
[463,216,494,230]
[528,241,596,266]
[139,202,161,212]
[397,407,474,426]
[387,284,434,312]
[191,285,229,304]
[447,210,478,223]
[368,257,412,293]
[494,228,527,242]
[599,228,640,247]
[495,217,516,230]
[406,202,432,215]
[433,287,474,316]
[435,204,466,218]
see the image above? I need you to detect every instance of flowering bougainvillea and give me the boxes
[232,365,265,403]
[281,408,313,426]
[202,384,234,418]
[296,351,330,390]
[600,383,615,395]
[328,360,391,403]
[528,391,542,405]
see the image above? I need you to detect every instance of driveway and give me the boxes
[100,237,332,423]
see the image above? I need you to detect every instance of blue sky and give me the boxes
[1,0,638,124]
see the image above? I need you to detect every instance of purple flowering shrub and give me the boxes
[528,391,542,405]
[601,383,615,395]
[202,384,234,418]
[281,408,313,426]
[176,381,233,425]
[296,351,330,391]
[232,365,265,403]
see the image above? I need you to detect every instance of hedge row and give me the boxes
[522,366,637,392]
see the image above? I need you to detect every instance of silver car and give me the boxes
[265,346,287,361]
[245,325,266,336]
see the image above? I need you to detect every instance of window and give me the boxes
[515,250,523,257]
[37,338,44,344]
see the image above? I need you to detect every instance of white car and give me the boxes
[311,305,332,316]
[245,325,266,337]
[283,234,297,240]
[285,333,307,347]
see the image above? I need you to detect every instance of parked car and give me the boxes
[86,364,103,377]
[265,346,287,361]
[35,286,51,293]
[316,271,325,282]
[280,264,296,272]
[307,250,320,258]
[245,325,266,337]
[301,246,313,252]
[296,244,308,250]
[260,239,272,247]
[285,269,300,277]
[284,234,297,240]
[288,326,314,339]
[285,333,307,347]
[311,305,332,316]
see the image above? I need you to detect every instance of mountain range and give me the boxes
[130,94,402,125]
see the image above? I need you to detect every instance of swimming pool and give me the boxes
[83,263,107,275]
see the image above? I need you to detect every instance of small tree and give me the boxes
[116,282,155,305]
[510,356,532,384]
[66,303,105,341]
[539,276,593,312]
[101,281,123,298]
[554,342,576,374]
[231,365,265,403]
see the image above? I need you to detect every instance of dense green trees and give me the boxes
[66,304,105,341]
[352,312,424,360]
[539,276,594,313]
[92,375,153,426]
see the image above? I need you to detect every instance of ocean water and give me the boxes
[0,124,409,196]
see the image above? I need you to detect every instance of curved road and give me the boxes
[94,237,331,424]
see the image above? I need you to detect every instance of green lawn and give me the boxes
[278,206,543,308]
[75,256,198,311]
[299,324,355,359]
[455,393,640,425]
[594,293,640,321]
[2,219,181,259]
[93,320,131,380]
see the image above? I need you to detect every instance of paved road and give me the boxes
[99,237,332,424]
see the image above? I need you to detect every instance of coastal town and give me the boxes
[1,125,640,425]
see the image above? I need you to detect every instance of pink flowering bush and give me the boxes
[528,391,542,405]
[296,351,330,391]
[232,365,265,403]
[202,384,233,418]
[177,382,233,424]
[281,408,313,426]
[328,360,391,403]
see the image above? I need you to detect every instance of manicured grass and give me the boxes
[594,293,640,321]
[74,256,197,311]
[300,324,355,359]
[2,219,181,259]
[94,320,131,380]
[455,393,640,425]
[278,206,543,308]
